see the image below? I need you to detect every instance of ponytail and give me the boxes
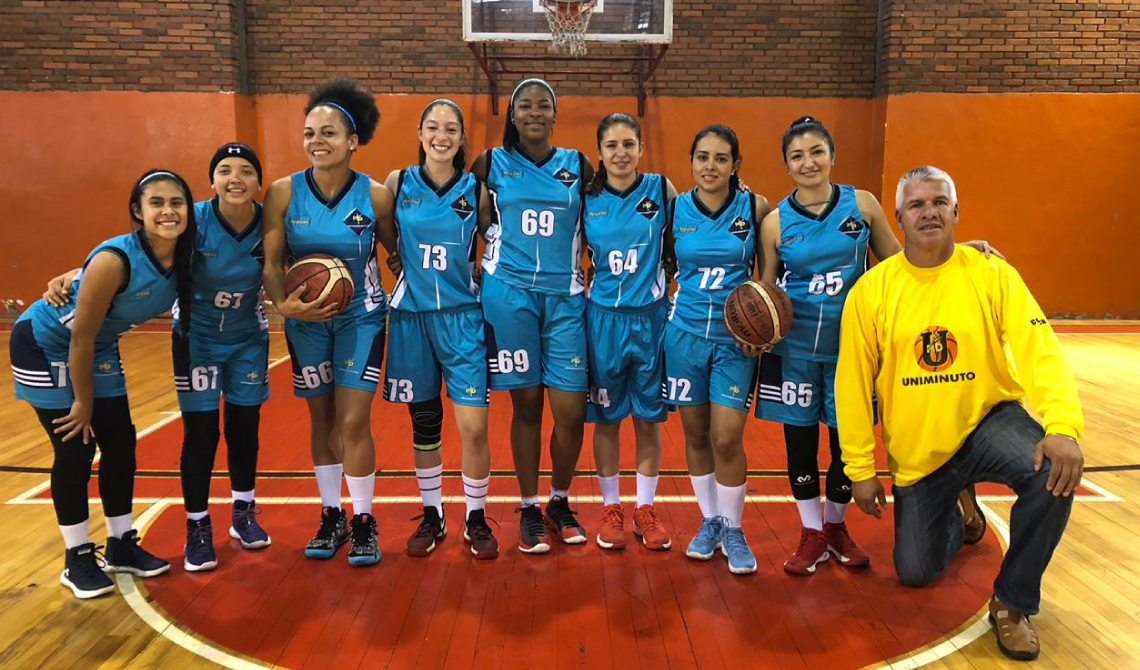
[585,159,607,196]
[729,173,741,192]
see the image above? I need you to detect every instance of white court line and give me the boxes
[1078,476,1124,502]
[4,356,290,505]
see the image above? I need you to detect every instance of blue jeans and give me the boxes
[891,402,1073,614]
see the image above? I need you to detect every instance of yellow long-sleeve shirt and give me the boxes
[836,245,1083,486]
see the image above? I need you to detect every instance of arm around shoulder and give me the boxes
[835,280,882,483]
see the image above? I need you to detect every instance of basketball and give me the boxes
[724,280,794,347]
[285,253,354,315]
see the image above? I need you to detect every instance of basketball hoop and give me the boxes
[539,0,596,57]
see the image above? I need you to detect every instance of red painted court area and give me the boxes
[65,360,1013,668]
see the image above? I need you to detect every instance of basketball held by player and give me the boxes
[379,99,499,559]
[472,78,594,553]
[665,125,771,575]
[11,169,197,598]
[262,79,394,567]
[582,112,676,551]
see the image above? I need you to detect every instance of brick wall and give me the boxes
[2,0,1137,95]
[1,0,242,91]
[880,1,1140,94]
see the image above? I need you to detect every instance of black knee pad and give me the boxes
[784,423,821,500]
[181,410,221,474]
[408,397,443,451]
[223,402,261,454]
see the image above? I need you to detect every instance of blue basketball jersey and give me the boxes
[19,230,178,352]
[669,188,757,344]
[389,166,481,312]
[173,199,267,342]
[482,146,587,296]
[285,168,386,316]
[772,184,869,362]
[584,173,669,309]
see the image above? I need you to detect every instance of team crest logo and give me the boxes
[344,359,355,368]
[246,371,259,380]
[635,197,660,220]
[570,355,582,367]
[451,195,475,221]
[343,209,372,235]
[249,240,264,264]
[98,362,113,372]
[553,168,579,188]
[914,326,958,372]
[729,385,741,395]
[838,216,865,240]
[729,217,751,242]
[466,386,477,395]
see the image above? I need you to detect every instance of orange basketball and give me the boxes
[285,253,354,316]
[724,280,794,347]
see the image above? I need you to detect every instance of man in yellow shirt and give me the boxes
[836,166,1084,662]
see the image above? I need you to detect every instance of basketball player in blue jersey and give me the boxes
[262,80,394,567]
[583,113,676,551]
[665,125,771,575]
[757,116,1001,576]
[10,170,196,598]
[45,146,274,573]
[378,99,498,559]
[472,78,593,553]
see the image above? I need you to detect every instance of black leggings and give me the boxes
[180,402,262,513]
[35,395,137,526]
[784,423,852,504]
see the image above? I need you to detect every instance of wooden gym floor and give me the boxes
[0,324,1137,669]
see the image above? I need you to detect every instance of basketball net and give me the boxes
[540,0,596,57]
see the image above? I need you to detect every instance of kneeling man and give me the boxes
[836,165,1084,662]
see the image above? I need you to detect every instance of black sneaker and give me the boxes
[517,504,550,554]
[545,496,587,545]
[104,530,170,578]
[348,513,382,566]
[229,499,271,549]
[184,516,217,572]
[464,509,499,560]
[406,506,446,557]
[61,543,115,599]
[305,506,349,560]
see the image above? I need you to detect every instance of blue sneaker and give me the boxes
[229,500,271,549]
[720,526,757,575]
[685,517,724,560]
[184,516,218,572]
[347,513,382,566]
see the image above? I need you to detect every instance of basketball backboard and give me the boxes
[463,0,673,44]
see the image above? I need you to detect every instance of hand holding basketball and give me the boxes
[279,254,354,322]
[724,280,794,349]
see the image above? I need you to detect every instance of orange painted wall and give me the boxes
[1,90,1135,316]
[880,93,1140,317]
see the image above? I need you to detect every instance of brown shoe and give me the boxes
[958,485,987,545]
[988,596,1039,661]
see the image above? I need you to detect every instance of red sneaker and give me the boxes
[824,522,870,568]
[783,527,830,575]
[596,504,626,550]
[633,505,672,551]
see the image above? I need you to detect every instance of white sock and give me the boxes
[550,487,569,501]
[232,489,255,504]
[597,474,620,506]
[106,513,133,539]
[345,473,376,516]
[521,495,541,507]
[824,500,848,525]
[636,472,658,508]
[796,498,824,531]
[314,463,344,508]
[59,520,90,549]
[716,482,746,528]
[690,473,718,519]
[416,464,444,516]
[186,510,209,521]
[463,474,489,517]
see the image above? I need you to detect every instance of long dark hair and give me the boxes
[305,79,381,145]
[418,99,467,172]
[502,78,556,152]
[781,116,835,161]
[128,169,196,359]
[585,113,641,197]
[690,124,742,192]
